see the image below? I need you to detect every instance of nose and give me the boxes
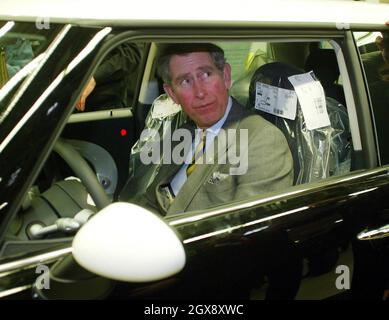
[193,79,206,99]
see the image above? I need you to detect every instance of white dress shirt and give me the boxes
[170,97,233,196]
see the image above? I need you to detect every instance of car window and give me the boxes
[1,37,355,259]
[126,39,353,211]
[356,31,389,165]
[217,42,269,83]
[0,23,111,252]
[0,21,62,113]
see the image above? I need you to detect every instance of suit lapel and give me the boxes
[167,99,245,215]
[152,123,196,213]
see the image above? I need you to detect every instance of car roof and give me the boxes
[1,0,389,28]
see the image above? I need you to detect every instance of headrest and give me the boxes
[305,49,339,85]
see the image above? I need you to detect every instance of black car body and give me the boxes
[1,0,389,300]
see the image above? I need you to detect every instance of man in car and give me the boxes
[131,43,293,217]
[126,43,296,299]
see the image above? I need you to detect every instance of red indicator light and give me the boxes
[120,129,127,137]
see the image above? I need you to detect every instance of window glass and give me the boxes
[128,39,352,208]
[0,21,62,113]
[356,31,389,164]
[217,42,269,83]
[74,41,146,113]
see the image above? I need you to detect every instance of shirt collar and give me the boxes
[197,96,232,138]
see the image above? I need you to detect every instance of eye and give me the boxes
[179,78,191,87]
[199,71,211,80]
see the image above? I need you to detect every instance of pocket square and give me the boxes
[207,171,230,185]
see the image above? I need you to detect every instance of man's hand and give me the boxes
[76,77,96,112]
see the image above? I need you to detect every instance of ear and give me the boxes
[163,83,180,105]
[223,63,232,90]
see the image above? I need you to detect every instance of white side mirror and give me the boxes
[72,202,186,282]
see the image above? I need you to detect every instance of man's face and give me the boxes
[163,51,231,128]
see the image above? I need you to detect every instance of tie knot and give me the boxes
[199,128,206,142]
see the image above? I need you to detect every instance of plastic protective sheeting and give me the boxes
[124,94,187,197]
[248,62,351,185]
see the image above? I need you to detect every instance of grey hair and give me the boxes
[157,43,226,84]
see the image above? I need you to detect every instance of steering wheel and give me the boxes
[53,138,111,210]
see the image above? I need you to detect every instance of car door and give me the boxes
[351,28,389,299]
[0,21,114,231]
[1,26,389,301]
[0,21,117,297]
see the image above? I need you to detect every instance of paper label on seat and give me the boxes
[288,71,331,130]
[255,82,297,120]
[152,99,181,119]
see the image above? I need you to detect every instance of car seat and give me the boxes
[248,61,351,185]
[119,94,187,200]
